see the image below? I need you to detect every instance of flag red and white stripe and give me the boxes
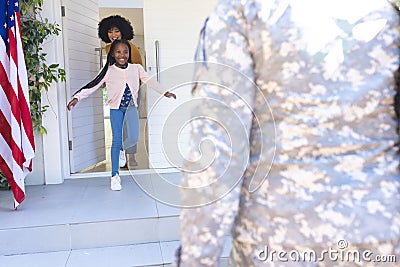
[0,0,35,209]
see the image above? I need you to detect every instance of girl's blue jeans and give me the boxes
[110,106,139,176]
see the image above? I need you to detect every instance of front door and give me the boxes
[62,0,106,173]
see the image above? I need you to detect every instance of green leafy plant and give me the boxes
[0,171,10,190]
[20,0,66,134]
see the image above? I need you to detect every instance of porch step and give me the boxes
[0,240,232,266]
[0,173,183,256]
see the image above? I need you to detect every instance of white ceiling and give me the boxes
[99,8,144,36]
[99,0,143,8]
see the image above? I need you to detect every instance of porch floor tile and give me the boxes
[0,173,179,229]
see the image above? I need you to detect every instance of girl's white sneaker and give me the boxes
[111,175,122,191]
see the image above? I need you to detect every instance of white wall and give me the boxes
[25,134,44,185]
[144,0,217,69]
[143,0,217,168]
[99,0,143,8]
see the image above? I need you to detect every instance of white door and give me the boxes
[62,0,106,173]
[143,0,218,168]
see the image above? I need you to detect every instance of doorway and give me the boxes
[77,7,150,174]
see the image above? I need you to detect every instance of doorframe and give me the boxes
[60,0,75,177]
[64,6,153,178]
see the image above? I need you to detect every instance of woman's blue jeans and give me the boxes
[110,106,139,176]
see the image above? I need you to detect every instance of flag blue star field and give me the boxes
[0,0,35,209]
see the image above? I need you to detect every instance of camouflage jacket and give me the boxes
[179,0,400,266]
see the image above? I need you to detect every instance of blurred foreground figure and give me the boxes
[178,0,400,266]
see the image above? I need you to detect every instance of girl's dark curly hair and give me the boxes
[98,15,134,43]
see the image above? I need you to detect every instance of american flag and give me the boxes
[0,0,35,209]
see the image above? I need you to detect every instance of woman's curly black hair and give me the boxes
[98,15,134,43]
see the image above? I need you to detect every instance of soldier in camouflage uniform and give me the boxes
[178,0,400,266]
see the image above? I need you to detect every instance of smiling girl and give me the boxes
[67,39,176,191]
[98,15,143,168]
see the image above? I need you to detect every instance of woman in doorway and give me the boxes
[67,39,176,191]
[98,15,142,168]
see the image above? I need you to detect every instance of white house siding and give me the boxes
[62,0,106,173]
[143,0,217,168]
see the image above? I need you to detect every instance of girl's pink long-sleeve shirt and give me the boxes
[73,63,164,109]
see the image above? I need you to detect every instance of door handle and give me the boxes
[155,40,160,82]
[95,47,103,69]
